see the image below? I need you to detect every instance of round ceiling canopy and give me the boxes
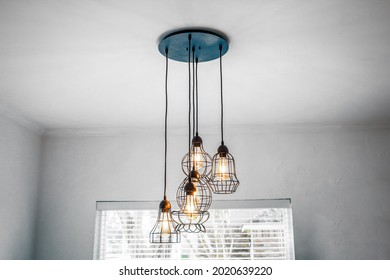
[158,29,229,63]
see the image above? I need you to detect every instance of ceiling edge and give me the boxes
[0,101,45,135]
[44,123,390,137]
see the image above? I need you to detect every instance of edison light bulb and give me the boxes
[160,212,171,238]
[216,156,229,181]
[191,146,203,169]
[194,185,200,205]
[184,193,198,221]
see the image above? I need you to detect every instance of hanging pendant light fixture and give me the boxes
[181,57,213,178]
[176,170,212,213]
[173,168,212,233]
[153,28,238,239]
[171,36,210,233]
[208,46,240,194]
[172,178,210,233]
[149,49,180,243]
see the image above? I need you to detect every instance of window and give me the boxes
[93,199,295,260]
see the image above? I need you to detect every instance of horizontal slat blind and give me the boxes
[94,201,294,260]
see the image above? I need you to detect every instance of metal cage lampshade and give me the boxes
[176,170,212,212]
[172,177,210,233]
[209,143,239,194]
[181,135,213,178]
[172,210,210,233]
[150,199,181,243]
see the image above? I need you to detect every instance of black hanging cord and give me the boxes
[192,48,196,138]
[195,58,199,135]
[219,45,224,144]
[163,48,168,199]
[188,35,192,176]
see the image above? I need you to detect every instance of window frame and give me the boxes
[94,199,295,260]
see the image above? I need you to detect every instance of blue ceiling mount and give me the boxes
[158,29,229,62]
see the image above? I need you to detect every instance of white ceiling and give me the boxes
[1,0,390,129]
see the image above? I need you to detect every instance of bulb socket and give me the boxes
[190,170,200,182]
[159,199,171,212]
[217,144,229,156]
[192,135,203,146]
[184,182,197,194]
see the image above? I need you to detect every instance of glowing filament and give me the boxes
[184,193,199,221]
[160,212,171,238]
[216,156,229,181]
[191,146,203,169]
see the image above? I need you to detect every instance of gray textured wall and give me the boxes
[0,114,41,259]
[35,125,390,259]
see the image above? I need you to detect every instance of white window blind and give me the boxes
[93,199,295,260]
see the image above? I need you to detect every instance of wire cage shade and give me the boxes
[209,152,239,194]
[181,143,213,177]
[150,201,180,243]
[172,210,210,233]
[176,176,212,212]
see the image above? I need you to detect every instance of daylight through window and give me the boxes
[93,199,295,260]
